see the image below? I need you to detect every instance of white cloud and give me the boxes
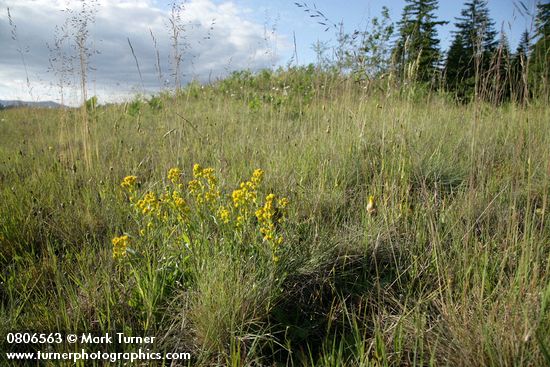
[0,0,286,105]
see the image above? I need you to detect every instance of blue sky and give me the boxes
[0,0,540,104]
[228,0,538,65]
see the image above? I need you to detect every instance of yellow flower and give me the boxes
[217,206,231,224]
[121,175,137,190]
[202,167,215,177]
[136,191,159,215]
[250,169,264,188]
[112,235,129,259]
[232,188,245,208]
[188,164,220,206]
[172,191,188,210]
[256,193,286,246]
[278,197,289,209]
[168,167,182,184]
[205,190,220,204]
[188,179,201,195]
[193,163,202,178]
[367,195,377,215]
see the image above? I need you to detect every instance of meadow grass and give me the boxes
[1,72,549,366]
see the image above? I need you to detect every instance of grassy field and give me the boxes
[1,71,549,366]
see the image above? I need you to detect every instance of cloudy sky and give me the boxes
[0,0,534,105]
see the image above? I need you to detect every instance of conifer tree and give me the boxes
[515,30,531,68]
[445,0,497,99]
[393,0,446,83]
[445,34,470,98]
[530,1,550,98]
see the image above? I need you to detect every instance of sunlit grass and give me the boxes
[1,71,549,365]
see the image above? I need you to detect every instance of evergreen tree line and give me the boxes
[311,0,549,103]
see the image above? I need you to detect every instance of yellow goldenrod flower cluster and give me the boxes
[251,168,264,187]
[188,164,221,205]
[167,167,182,184]
[232,183,255,207]
[232,182,257,223]
[119,165,289,264]
[255,193,289,262]
[136,192,160,215]
[170,190,190,223]
[120,169,191,225]
[112,235,129,259]
[121,175,137,190]
[217,205,231,224]
[231,169,264,226]
[171,190,187,210]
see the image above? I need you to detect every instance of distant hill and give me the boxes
[0,100,63,109]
